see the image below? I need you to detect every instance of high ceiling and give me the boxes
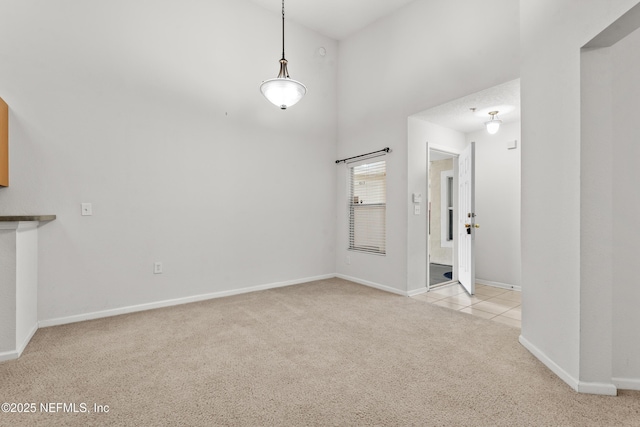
[248,0,417,40]
[249,1,520,133]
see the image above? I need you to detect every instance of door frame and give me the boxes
[426,143,462,291]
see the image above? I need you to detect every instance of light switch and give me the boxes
[507,140,518,150]
[81,203,93,216]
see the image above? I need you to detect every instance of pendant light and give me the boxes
[259,0,307,110]
[485,111,502,135]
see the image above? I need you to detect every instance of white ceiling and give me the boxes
[412,79,521,134]
[248,1,520,133]
[248,0,417,40]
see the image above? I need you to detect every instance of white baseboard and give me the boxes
[519,334,579,392]
[577,381,618,396]
[0,350,19,363]
[519,334,618,396]
[476,278,521,292]
[335,274,407,296]
[0,323,38,363]
[17,323,38,356]
[39,274,335,328]
[407,287,428,297]
[613,377,640,391]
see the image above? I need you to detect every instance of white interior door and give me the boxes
[458,142,476,295]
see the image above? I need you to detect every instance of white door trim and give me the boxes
[426,143,462,291]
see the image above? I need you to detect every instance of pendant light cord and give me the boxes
[281,0,286,60]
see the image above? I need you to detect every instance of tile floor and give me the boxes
[412,283,521,329]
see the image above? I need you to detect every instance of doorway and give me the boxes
[406,79,520,298]
[428,148,457,290]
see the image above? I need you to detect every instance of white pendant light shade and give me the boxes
[260,0,306,110]
[485,119,502,134]
[260,77,306,110]
[485,111,502,134]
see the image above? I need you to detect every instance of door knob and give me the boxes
[474,224,480,228]
[464,223,471,228]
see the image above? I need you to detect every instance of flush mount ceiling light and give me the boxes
[259,0,307,110]
[485,111,502,135]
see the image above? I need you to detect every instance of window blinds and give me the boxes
[349,160,386,255]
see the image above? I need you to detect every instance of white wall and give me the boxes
[584,13,640,393]
[467,122,521,289]
[0,0,338,323]
[611,25,640,387]
[520,0,640,393]
[0,228,17,352]
[337,0,519,293]
[580,46,614,387]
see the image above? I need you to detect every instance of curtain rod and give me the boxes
[335,147,391,164]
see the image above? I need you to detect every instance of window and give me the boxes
[349,160,386,255]
[440,170,454,247]
[447,176,454,241]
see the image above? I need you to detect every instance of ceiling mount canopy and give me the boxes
[485,111,502,135]
[259,0,307,110]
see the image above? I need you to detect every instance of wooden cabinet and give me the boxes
[0,97,7,187]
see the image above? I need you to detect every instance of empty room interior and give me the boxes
[1,0,639,425]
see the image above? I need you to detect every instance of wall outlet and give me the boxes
[414,205,421,215]
[153,262,163,274]
[81,203,93,216]
[346,256,351,265]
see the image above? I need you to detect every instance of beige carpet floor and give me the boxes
[0,278,638,426]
